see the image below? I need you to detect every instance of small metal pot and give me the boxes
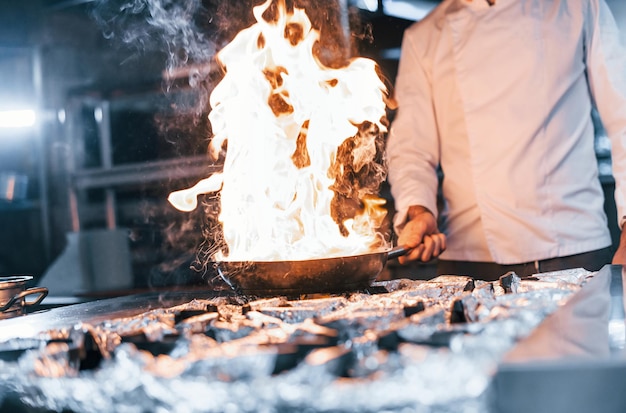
[0,276,48,320]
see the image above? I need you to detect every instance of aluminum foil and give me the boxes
[0,270,589,413]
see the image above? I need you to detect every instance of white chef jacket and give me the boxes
[387,0,626,264]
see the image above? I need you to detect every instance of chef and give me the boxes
[386,0,626,280]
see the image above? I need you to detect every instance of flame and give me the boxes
[169,0,389,261]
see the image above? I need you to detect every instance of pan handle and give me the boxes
[21,287,49,308]
[0,287,49,312]
[387,246,410,260]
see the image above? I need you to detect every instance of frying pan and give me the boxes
[216,246,408,296]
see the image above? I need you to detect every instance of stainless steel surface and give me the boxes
[493,265,626,413]
[0,288,227,341]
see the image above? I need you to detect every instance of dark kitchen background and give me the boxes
[0,0,624,297]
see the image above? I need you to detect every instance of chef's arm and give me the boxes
[584,1,626,265]
[397,205,446,264]
[387,29,442,264]
[612,227,626,265]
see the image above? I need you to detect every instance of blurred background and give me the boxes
[0,0,623,296]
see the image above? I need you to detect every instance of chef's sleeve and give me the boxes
[585,0,626,229]
[386,27,441,235]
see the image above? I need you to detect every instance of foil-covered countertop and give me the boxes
[0,265,623,413]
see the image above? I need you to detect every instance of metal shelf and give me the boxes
[0,200,40,212]
[72,155,222,190]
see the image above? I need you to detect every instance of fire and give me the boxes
[168,0,389,261]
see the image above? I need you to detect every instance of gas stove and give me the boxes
[0,265,624,413]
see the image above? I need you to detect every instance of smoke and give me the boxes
[90,0,216,124]
[89,0,367,123]
[132,198,226,288]
[89,0,228,285]
[91,0,215,69]
[89,0,385,278]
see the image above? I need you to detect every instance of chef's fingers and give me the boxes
[397,221,426,249]
[415,233,447,262]
[429,233,447,257]
[420,235,435,262]
[398,243,425,264]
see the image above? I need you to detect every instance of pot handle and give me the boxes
[387,246,410,260]
[0,287,49,312]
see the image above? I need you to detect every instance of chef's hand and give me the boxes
[612,228,626,265]
[397,205,446,264]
